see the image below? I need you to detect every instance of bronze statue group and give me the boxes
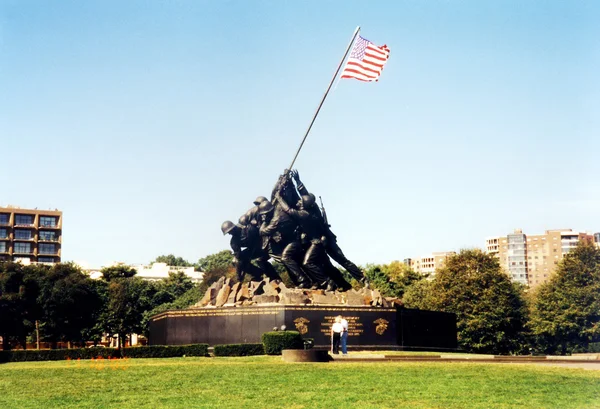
[221,170,367,291]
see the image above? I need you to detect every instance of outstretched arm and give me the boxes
[291,169,309,196]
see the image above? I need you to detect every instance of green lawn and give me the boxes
[1,356,599,409]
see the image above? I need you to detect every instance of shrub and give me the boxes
[213,343,265,357]
[261,331,303,355]
[0,344,208,362]
[0,348,120,362]
[121,344,209,358]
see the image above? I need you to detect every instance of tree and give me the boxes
[360,262,424,299]
[196,250,236,289]
[153,254,193,267]
[101,265,137,281]
[159,272,195,298]
[403,249,528,354]
[529,242,600,355]
[99,266,154,349]
[37,263,103,348]
[0,262,42,350]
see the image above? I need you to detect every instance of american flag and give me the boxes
[340,35,390,82]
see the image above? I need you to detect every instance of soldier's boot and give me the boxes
[326,279,337,292]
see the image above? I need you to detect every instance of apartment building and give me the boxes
[405,251,456,276]
[0,206,62,264]
[486,228,595,288]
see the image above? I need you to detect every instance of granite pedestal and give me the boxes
[149,305,457,350]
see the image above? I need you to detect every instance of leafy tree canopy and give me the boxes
[196,250,236,288]
[153,254,193,267]
[101,265,137,282]
[37,262,103,346]
[403,249,528,354]
[529,241,600,354]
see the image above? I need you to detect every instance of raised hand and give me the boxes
[291,169,300,183]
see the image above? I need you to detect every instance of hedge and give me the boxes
[213,343,265,357]
[0,344,209,362]
[261,331,303,355]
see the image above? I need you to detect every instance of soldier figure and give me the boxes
[273,189,333,290]
[290,170,368,287]
[221,220,279,282]
[241,196,269,227]
[258,200,312,288]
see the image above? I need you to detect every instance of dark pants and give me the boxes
[322,257,352,291]
[302,242,329,284]
[239,247,280,281]
[270,241,311,285]
[325,237,364,281]
[332,332,341,354]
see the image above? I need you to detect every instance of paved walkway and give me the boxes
[329,353,600,370]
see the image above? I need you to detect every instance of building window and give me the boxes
[39,243,56,255]
[0,214,8,225]
[14,243,31,253]
[0,242,6,253]
[14,229,32,240]
[38,257,55,263]
[15,215,34,225]
[39,216,57,227]
[0,228,7,239]
[39,231,57,241]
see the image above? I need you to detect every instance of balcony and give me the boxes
[13,250,33,255]
[13,237,34,242]
[39,224,60,230]
[38,237,60,243]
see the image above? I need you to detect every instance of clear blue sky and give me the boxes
[1,0,598,267]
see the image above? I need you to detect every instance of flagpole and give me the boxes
[286,26,360,172]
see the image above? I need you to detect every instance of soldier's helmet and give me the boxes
[238,214,249,225]
[253,196,268,205]
[258,200,275,214]
[221,220,236,235]
[301,194,316,208]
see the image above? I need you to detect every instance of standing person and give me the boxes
[331,316,343,354]
[340,316,349,355]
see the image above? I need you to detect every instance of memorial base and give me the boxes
[149,305,457,351]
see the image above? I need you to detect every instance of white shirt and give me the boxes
[341,319,348,332]
[332,322,344,333]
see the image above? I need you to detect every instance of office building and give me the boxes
[486,228,595,288]
[0,206,62,264]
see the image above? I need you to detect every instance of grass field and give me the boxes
[1,356,599,409]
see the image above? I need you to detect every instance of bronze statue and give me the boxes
[221,169,364,290]
[221,219,280,282]
[291,170,368,287]
[258,200,312,288]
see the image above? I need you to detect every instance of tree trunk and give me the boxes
[35,321,40,350]
[2,336,10,351]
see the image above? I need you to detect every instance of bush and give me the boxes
[121,344,209,358]
[0,348,120,362]
[261,331,303,355]
[213,343,265,357]
[0,344,209,362]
